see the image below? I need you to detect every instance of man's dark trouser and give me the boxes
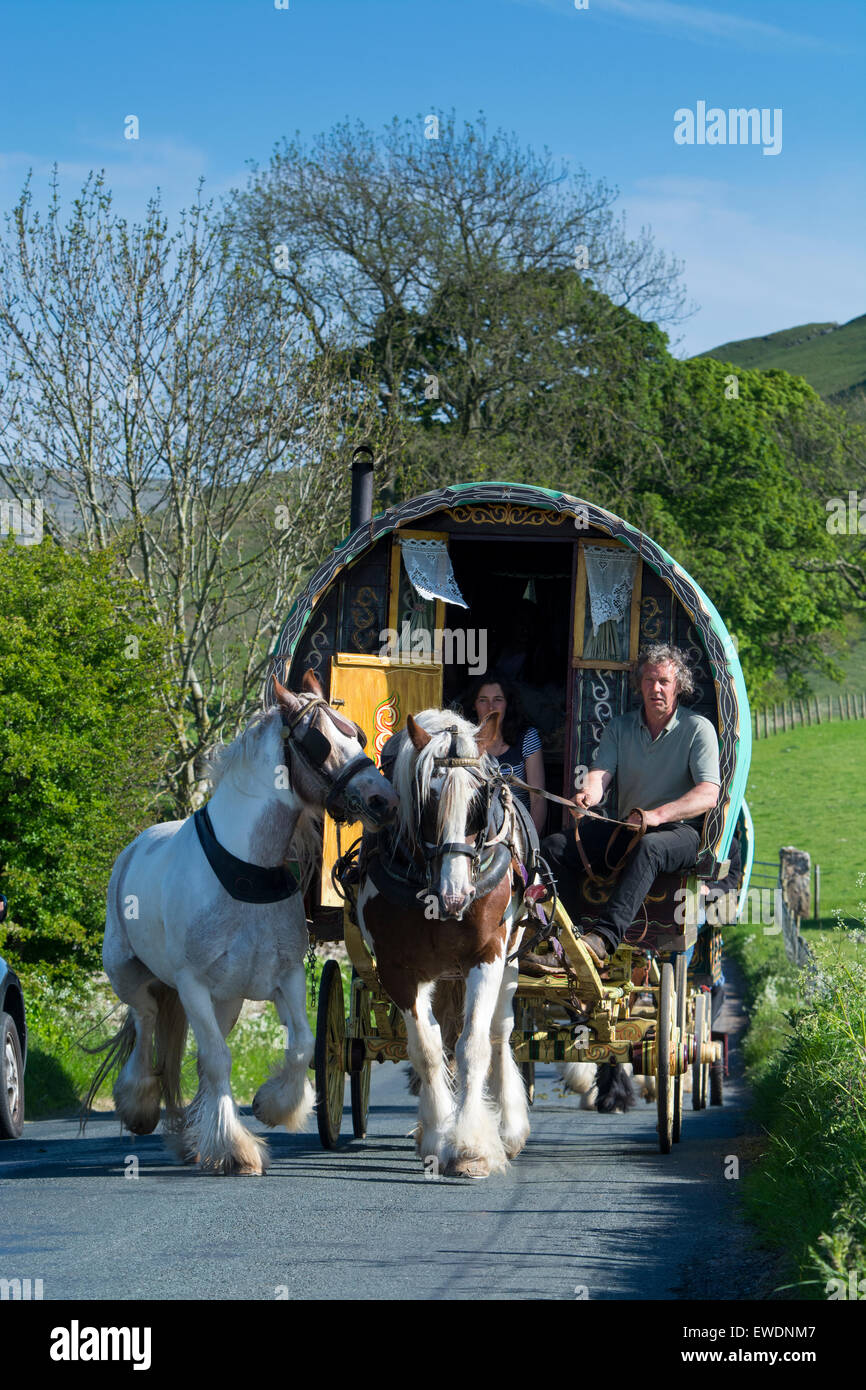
[541,819,701,954]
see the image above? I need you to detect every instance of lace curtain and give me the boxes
[583,546,637,661]
[393,538,467,656]
[400,539,467,607]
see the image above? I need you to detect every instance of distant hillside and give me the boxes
[697,314,866,415]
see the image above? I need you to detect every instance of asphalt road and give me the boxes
[1,970,764,1302]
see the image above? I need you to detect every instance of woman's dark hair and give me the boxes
[463,673,527,748]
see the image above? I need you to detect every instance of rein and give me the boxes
[500,770,649,891]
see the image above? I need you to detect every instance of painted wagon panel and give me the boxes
[268,481,751,900]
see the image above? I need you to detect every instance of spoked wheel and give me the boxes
[349,972,372,1139]
[692,992,710,1110]
[656,962,675,1154]
[672,954,686,1142]
[315,960,346,1149]
[710,1033,725,1106]
[521,1060,536,1107]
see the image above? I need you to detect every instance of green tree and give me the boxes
[631,360,855,699]
[0,539,171,972]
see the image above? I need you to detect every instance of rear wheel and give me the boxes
[0,1012,24,1140]
[349,974,372,1139]
[656,964,675,1154]
[710,1034,725,1106]
[693,993,710,1109]
[672,954,686,1142]
[315,961,346,1149]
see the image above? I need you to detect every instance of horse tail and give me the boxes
[558,1061,597,1095]
[80,1011,138,1128]
[79,984,188,1129]
[152,982,188,1118]
[595,1062,637,1113]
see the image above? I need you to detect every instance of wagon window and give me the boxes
[573,539,642,669]
[583,546,637,661]
[387,530,461,659]
[395,553,437,655]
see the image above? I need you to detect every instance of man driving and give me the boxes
[542,643,721,966]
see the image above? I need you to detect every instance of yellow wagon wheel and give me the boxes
[693,992,710,1110]
[672,953,687,1142]
[315,960,346,1149]
[656,961,675,1154]
[350,972,372,1139]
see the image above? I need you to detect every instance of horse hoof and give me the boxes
[444,1156,490,1179]
[502,1136,528,1159]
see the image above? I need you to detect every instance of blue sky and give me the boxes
[1,0,863,355]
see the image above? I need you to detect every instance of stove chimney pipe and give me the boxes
[349,444,375,533]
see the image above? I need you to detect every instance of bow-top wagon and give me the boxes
[266,460,751,1155]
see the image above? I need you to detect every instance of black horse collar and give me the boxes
[193,804,299,904]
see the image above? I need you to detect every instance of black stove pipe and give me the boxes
[349,444,374,532]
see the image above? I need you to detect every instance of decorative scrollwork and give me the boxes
[373,694,400,766]
[447,504,571,527]
[348,585,380,653]
[640,595,663,641]
[304,607,329,676]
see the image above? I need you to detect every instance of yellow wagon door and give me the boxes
[320,654,443,905]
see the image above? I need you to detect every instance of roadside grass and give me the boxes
[727,906,866,1298]
[21,953,352,1122]
[746,719,866,918]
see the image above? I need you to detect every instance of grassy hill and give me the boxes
[746,720,866,917]
[697,313,866,413]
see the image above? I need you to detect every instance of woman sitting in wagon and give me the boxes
[466,675,547,836]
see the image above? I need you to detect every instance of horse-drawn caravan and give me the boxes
[266,462,751,1169]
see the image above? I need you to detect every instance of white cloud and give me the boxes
[621,176,866,355]
[509,0,846,53]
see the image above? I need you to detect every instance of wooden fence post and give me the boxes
[814,863,821,920]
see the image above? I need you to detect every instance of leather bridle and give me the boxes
[406,725,516,916]
[279,695,381,824]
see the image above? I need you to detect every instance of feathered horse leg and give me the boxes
[445,956,509,1178]
[253,962,315,1131]
[403,981,454,1170]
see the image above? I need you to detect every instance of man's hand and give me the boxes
[626,808,661,829]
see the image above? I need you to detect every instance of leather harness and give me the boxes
[194,695,379,905]
[351,726,542,919]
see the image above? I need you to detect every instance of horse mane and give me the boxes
[204,706,322,889]
[205,708,275,790]
[391,708,494,847]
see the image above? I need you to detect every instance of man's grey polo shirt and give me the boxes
[591,705,720,824]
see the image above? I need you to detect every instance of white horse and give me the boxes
[357,708,536,1178]
[87,671,398,1175]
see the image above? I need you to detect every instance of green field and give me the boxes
[746,719,866,917]
[698,313,866,408]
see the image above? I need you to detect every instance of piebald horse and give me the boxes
[88,672,398,1174]
[357,708,537,1178]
